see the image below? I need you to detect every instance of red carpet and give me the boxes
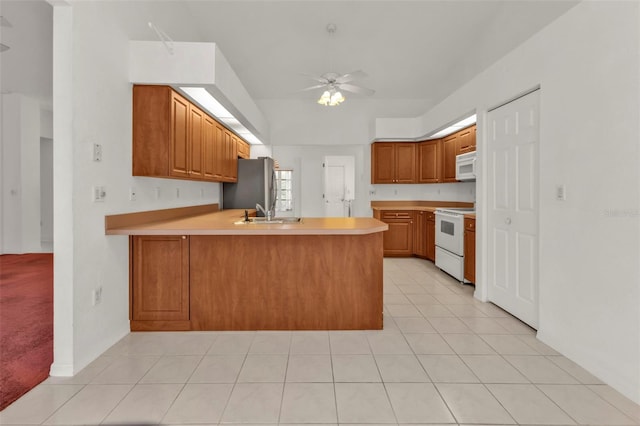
[0,254,53,411]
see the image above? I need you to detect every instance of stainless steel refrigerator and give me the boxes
[222,157,277,216]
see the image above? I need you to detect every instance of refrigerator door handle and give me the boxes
[271,169,278,211]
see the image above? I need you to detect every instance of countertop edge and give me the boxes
[106,224,389,236]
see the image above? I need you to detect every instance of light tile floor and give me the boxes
[2,258,639,425]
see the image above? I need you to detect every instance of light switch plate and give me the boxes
[555,184,566,201]
[93,186,106,202]
[93,143,102,162]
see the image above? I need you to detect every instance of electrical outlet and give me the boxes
[556,184,566,201]
[175,188,180,198]
[129,188,137,201]
[92,186,106,202]
[92,286,103,306]
[93,143,102,162]
[200,188,205,198]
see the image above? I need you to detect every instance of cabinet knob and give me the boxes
[181,235,187,239]
[505,218,511,225]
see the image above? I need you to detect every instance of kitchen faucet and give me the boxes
[256,203,273,221]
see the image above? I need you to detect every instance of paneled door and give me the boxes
[324,156,355,217]
[487,89,539,329]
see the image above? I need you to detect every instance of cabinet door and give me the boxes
[222,130,233,181]
[203,116,217,180]
[458,126,475,154]
[229,135,238,181]
[426,215,436,261]
[442,134,458,182]
[132,235,190,321]
[237,140,250,159]
[189,105,205,179]
[464,218,476,283]
[371,143,395,183]
[395,143,416,183]
[472,126,477,151]
[380,211,413,256]
[214,124,225,179]
[413,211,427,257]
[464,229,476,283]
[417,140,441,183]
[170,91,190,178]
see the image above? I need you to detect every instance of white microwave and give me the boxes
[456,151,476,181]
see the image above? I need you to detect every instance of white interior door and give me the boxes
[487,90,539,329]
[323,156,355,217]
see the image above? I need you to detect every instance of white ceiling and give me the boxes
[0,0,578,115]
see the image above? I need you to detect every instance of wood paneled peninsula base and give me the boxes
[106,206,387,331]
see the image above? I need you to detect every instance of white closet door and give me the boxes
[487,90,540,329]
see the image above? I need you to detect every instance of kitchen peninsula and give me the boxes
[106,205,387,332]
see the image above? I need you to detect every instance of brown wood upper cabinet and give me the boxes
[371,124,475,185]
[458,125,476,154]
[237,139,250,159]
[442,124,476,182]
[133,85,248,183]
[417,140,441,183]
[442,133,458,182]
[371,142,416,183]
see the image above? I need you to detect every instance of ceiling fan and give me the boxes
[301,24,375,106]
[302,70,375,106]
[301,70,375,97]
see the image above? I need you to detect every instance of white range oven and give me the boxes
[435,207,475,282]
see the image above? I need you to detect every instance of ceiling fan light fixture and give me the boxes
[317,89,345,106]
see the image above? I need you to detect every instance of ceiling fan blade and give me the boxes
[335,70,367,84]
[300,73,329,84]
[300,84,328,92]
[338,83,375,96]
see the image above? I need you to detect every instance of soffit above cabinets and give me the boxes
[129,41,269,145]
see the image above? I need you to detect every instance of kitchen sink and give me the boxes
[234,217,303,225]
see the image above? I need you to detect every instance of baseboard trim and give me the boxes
[49,362,74,377]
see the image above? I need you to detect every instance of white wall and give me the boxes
[405,1,640,403]
[0,93,42,254]
[50,2,221,375]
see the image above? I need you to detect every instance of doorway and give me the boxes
[323,156,355,217]
[486,89,540,329]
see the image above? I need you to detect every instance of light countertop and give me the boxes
[106,208,387,236]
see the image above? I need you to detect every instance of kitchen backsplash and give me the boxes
[370,181,475,202]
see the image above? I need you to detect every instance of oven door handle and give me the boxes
[436,211,462,219]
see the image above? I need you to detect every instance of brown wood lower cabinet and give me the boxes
[189,234,382,330]
[130,235,190,330]
[376,211,413,256]
[129,232,384,331]
[413,210,436,261]
[425,213,436,261]
[464,217,476,283]
[414,211,427,258]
